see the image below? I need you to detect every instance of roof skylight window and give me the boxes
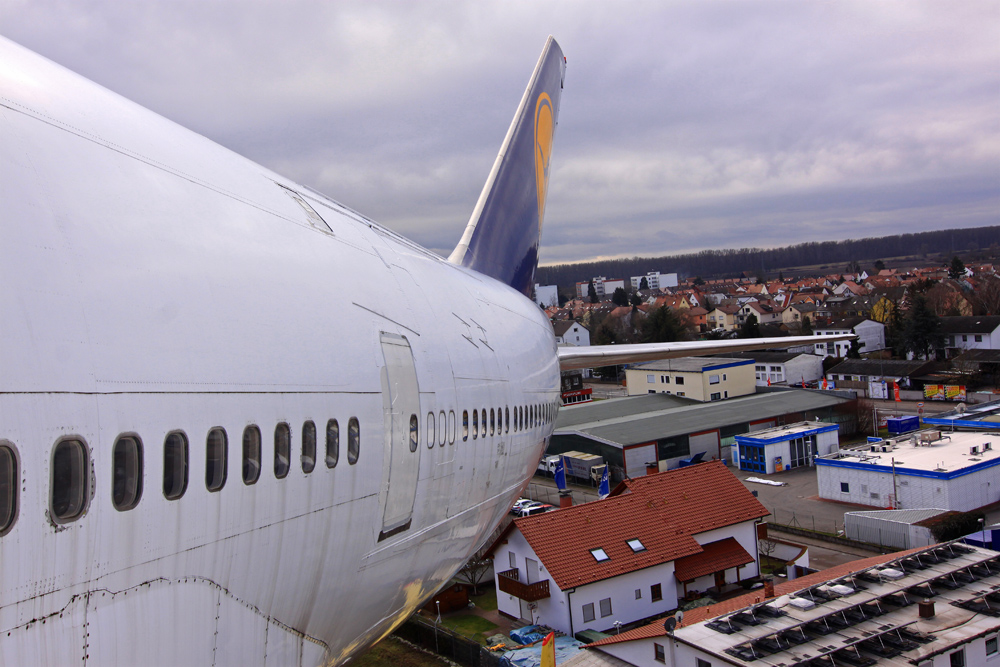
[627,538,646,553]
[590,548,609,562]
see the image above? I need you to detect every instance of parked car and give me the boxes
[517,503,554,517]
[510,499,539,515]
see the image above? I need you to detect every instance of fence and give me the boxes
[394,616,508,667]
[768,506,844,536]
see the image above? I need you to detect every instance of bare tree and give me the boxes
[456,557,492,595]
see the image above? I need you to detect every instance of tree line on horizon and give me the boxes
[536,226,1000,294]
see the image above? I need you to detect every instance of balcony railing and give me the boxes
[498,568,550,602]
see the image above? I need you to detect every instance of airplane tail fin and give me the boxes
[448,36,565,296]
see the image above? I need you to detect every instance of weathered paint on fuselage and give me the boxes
[0,36,560,665]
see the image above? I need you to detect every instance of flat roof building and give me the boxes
[817,429,1000,511]
[734,421,840,475]
[625,357,756,402]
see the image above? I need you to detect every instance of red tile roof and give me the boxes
[612,461,769,536]
[674,537,755,582]
[513,462,767,590]
[514,494,703,590]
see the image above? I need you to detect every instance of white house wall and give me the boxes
[566,564,680,635]
[784,355,824,385]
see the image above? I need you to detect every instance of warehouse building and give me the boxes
[551,388,856,482]
[734,421,840,474]
[816,429,1000,511]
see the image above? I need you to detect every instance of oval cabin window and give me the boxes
[206,428,228,492]
[51,438,89,523]
[274,423,291,479]
[347,417,360,465]
[242,426,261,485]
[111,435,143,511]
[0,443,18,535]
[301,420,316,473]
[163,432,188,500]
[326,419,339,468]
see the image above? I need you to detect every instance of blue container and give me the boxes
[886,415,919,435]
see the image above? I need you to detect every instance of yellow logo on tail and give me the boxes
[534,92,554,227]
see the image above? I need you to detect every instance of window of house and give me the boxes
[590,548,609,562]
[651,583,662,601]
[163,432,188,500]
[627,538,646,552]
[599,597,612,617]
[206,428,228,492]
[675,376,685,385]
[274,422,291,479]
[653,644,665,663]
[409,414,418,452]
[347,417,360,464]
[711,392,722,401]
[582,603,595,622]
[301,420,316,473]
[709,374,720,384]
[427,412,436,449]
[509,552,517,569]
[242,426,262,485]
[986,635,997,655]
[841,482,850,493]
[0,443,17,535]
[647,374,655,383]
[635,589,642,599]
[962,335,968,342]
[696,660,711,667]
[326,419,340,468]
[111,435,142,511]
[677,392,685,397]
[950,649,965,667]
[976,335,984,342]
[51,438,89,522]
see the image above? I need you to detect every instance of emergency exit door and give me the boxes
[379,333,421,541]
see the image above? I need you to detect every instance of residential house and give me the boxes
[824,358,933,395]
[706,304,740,331]
[553,321,591,347]
[938,316,1000,358]
[737,301,784,327]
[583,543,1000,667]
[721,351,824,387]
[812,318,885,358]
[490,462,768,632]
[625,357,755,401]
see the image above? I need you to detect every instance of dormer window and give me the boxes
[627,538,646,553]
[590,548,609,562]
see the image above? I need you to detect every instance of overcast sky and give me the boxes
[2,1,997,265]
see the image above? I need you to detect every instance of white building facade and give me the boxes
[813,318,885,358]
[734,422,840,475]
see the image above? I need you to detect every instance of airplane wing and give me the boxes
[557,334,855,370]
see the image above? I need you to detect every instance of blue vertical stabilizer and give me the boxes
[449,37,565,296]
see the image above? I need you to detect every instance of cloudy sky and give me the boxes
[1,1,997,265]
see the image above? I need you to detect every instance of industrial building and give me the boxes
[551,388,856,482]
[816,429,1000,511]
[625,357,756,401]
[734,421,840,474]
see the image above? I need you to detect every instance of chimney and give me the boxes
[919,599,935,618]
[559,491,573,509]
[646,462,658,475]
[763,577,775,599]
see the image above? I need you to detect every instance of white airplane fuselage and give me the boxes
[0,37,560,665]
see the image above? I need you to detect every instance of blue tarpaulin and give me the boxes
[503,636,584,667]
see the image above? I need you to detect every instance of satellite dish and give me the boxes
[675,610,684,626]
[957,403,967,415]
[663,616,676,634]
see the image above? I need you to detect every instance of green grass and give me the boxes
[353,636,451,667]
[471,587,497,612]
[441,614,499,645]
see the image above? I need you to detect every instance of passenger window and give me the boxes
[0,442,18,535]
[472,410,478,439]
[163,431,188,500]
[480,409,487,437]
[274,423,291,479]
[409,414,419,452]
[347,417,360,464]
[51,438,89,523]
[301,420,316,473]
[439,411,446,446]
[206,428,228,492]
[490,409,495,435]
[326,419,340,468]
[427,412,435,449]
[111,435,143,511]
[448,411,456,444]
[242,426,261,485]
[505,407,510,433]
[463,411,469,441]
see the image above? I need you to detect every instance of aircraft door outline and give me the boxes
[378,332,421,541]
